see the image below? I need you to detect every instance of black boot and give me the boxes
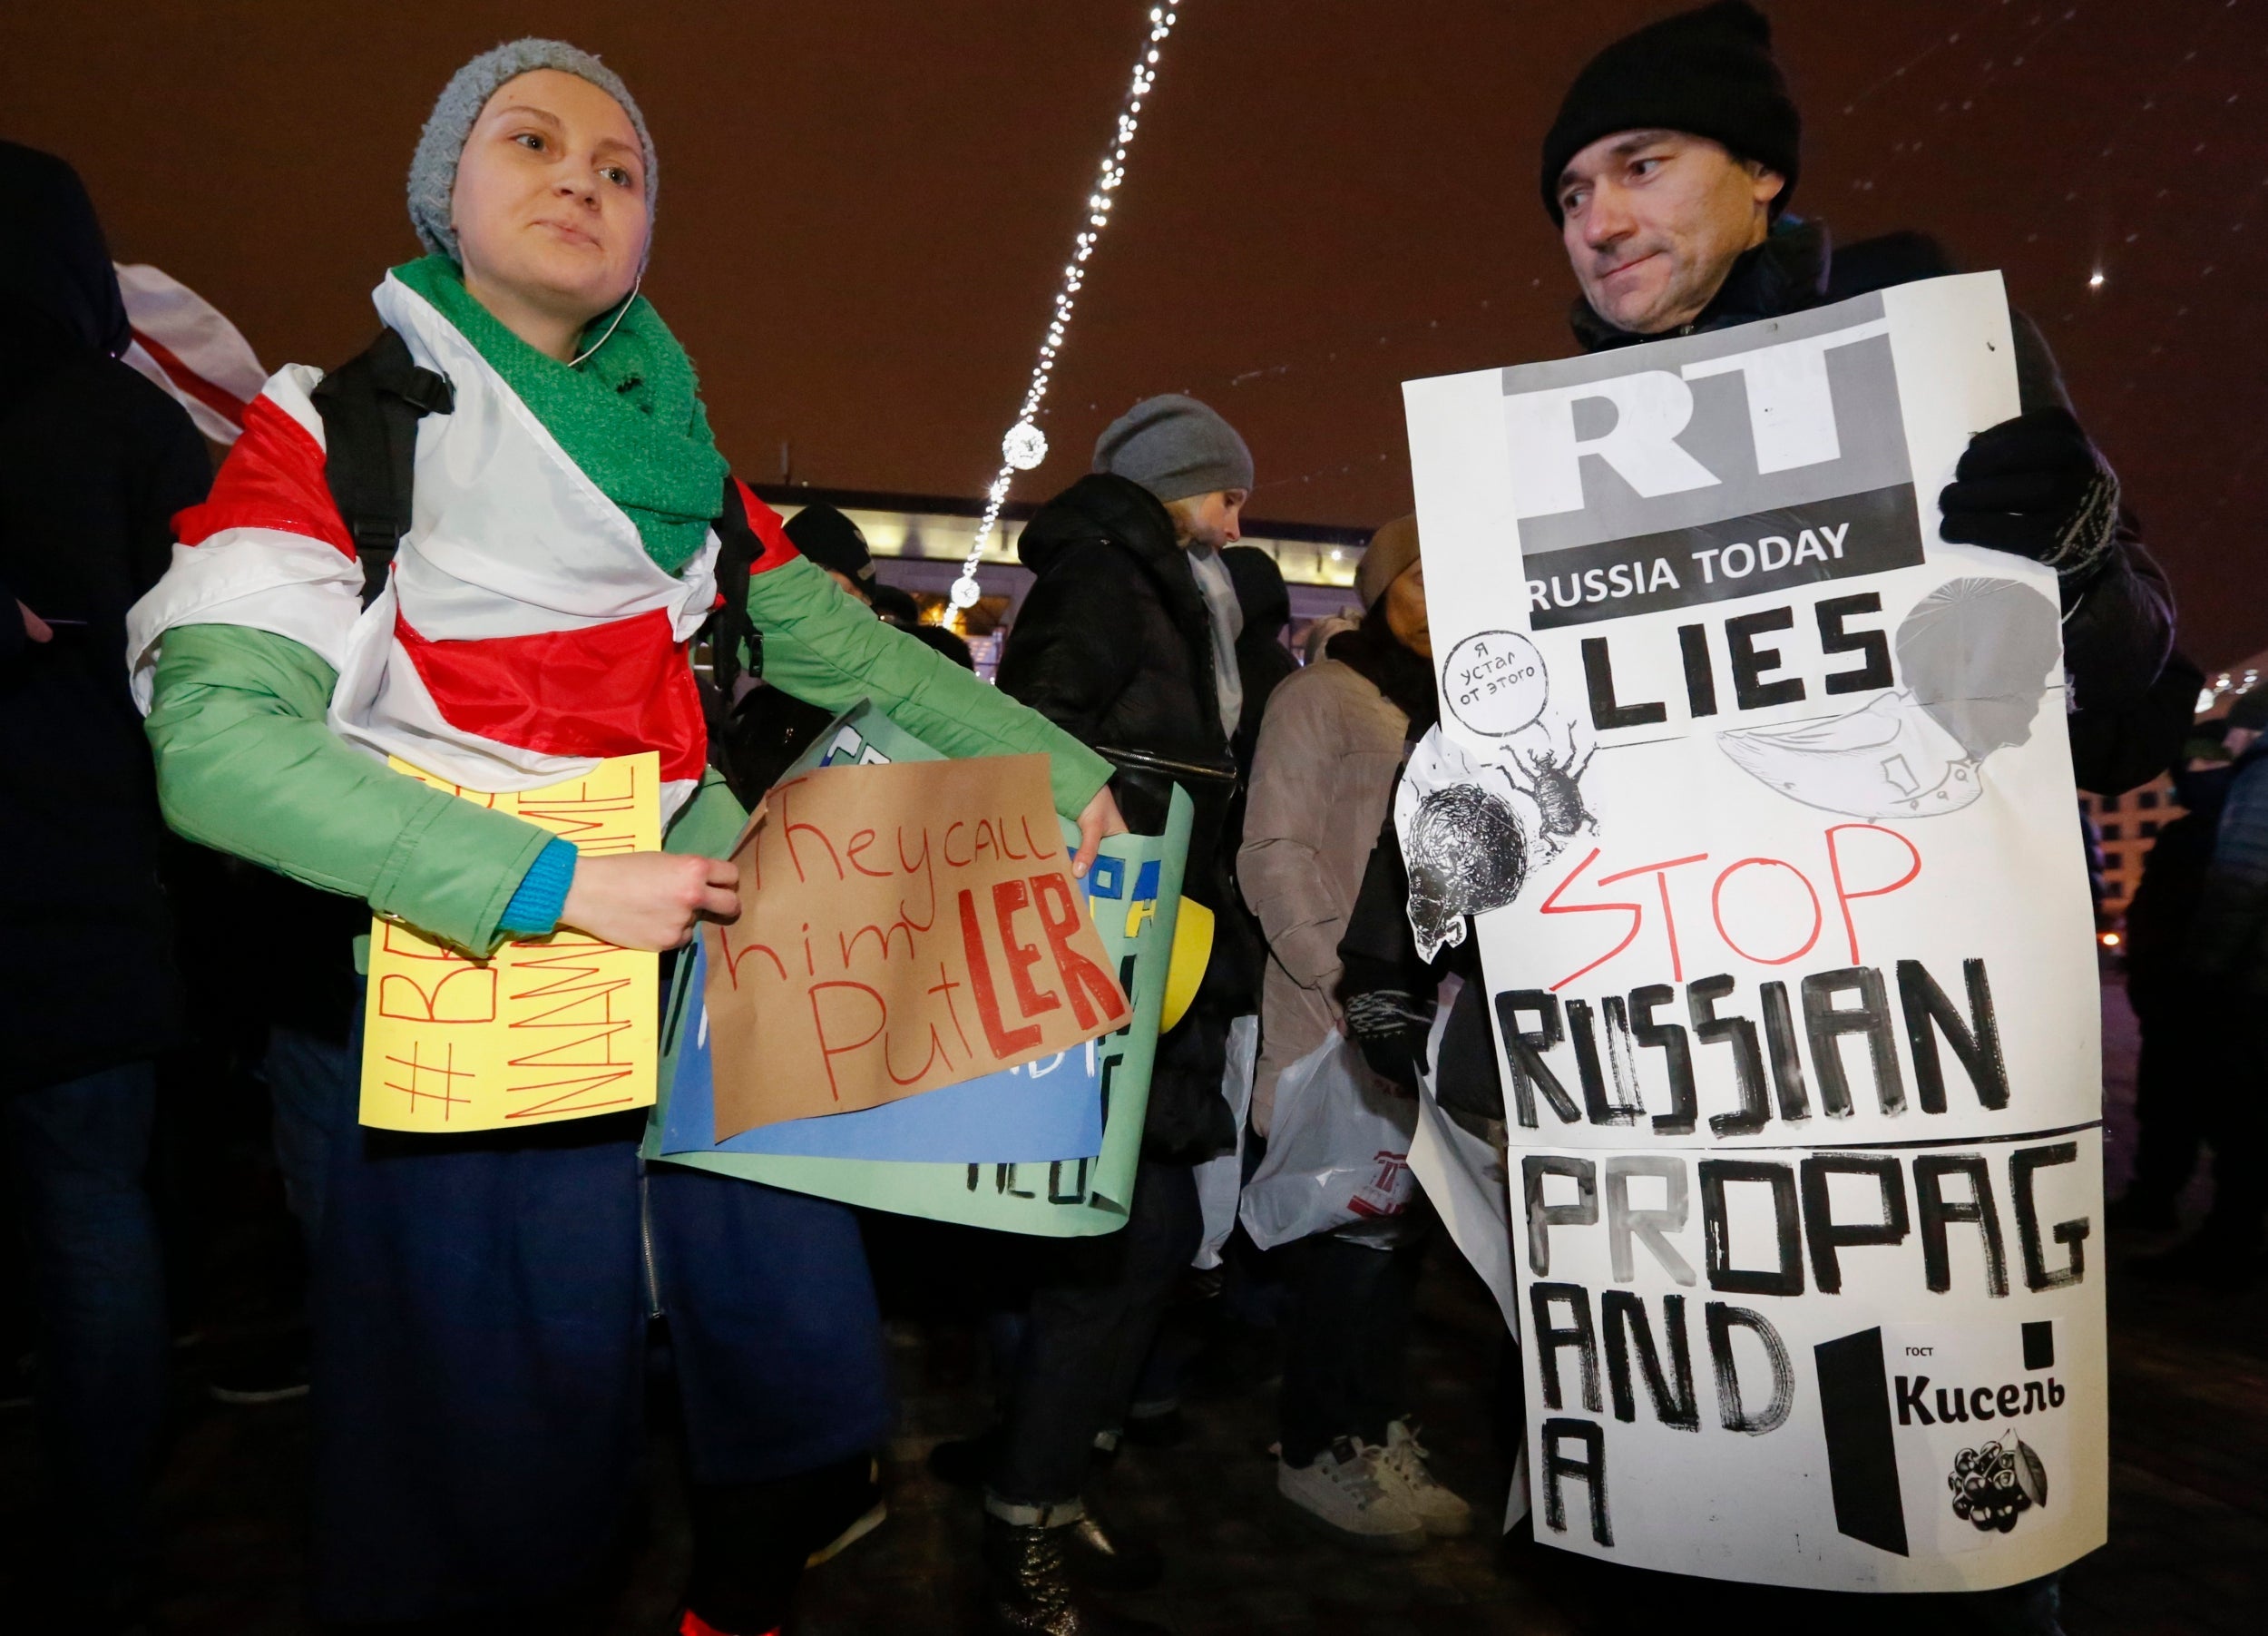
[981,1514,1170,1635]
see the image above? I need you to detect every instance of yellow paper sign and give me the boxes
[358,752,662,1132]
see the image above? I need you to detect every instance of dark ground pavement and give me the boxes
[2,974,2261,1634]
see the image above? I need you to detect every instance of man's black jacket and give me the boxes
[1571,220,2181,795]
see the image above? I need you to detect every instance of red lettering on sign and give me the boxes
[929,963,973,1056]
[1709,857,1823,965]
[715,930,787,988]
[885,1023,953,1086]
[959,887,1041,1056]
[781,787,844,884]
[808,980,885,1101]
[992,878,1062,1021]
[1032,870,1128,1030]
[846,828,891,878]
[1545,848,1708,991]
[1598,853,1710,982]
[1826,823,1923,963]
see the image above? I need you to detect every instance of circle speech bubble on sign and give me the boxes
[1441,630,1549,738]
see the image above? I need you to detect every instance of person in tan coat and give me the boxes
[1238,582,1412,1135]
[1237,515,1472,1548]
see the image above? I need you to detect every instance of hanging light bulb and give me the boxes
[948,4,1188,611]
[1002,420,1049,470]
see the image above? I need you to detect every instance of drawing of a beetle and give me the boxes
[1504,727,1598,860]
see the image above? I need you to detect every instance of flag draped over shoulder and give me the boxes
[125,269,791,817]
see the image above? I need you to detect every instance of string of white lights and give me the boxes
[948,4,1185,610]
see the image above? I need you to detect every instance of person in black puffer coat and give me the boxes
[0,140,212,1631]
[978,394,1257,1634]
[1001,395,1265,1160]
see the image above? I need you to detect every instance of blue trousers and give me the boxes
[1,1060,168,1617]
[264,1023,350,1248]
[294,1010,892,1624]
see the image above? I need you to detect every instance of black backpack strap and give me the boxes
[309,329,455,607]
[707,475,764,695]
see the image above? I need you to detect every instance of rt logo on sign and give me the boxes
[1504,317,1893,521]
[1491,294,1925,631]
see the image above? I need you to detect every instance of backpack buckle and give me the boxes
[396,367,455,416]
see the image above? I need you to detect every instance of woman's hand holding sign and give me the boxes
[561,852,741,949]
[560,784,1121,951]
[1072,785,1128,880]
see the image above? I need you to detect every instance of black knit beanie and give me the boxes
[783,503,876,588]
[1540,1,1801,224]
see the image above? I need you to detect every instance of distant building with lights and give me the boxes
[2201,649,2268,720]
[751,484,1372,674]
[2078,775,2176,918]
[2080,644,2268,920]
[748,485,2262,929]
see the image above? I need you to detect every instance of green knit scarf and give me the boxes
[391,255,727,573]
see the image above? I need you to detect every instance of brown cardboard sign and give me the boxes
[703,753,1129,1136]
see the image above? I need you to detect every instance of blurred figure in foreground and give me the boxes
[2115,710,2235,1231]
[2166,688,2268,1285]
[0,139,210,1633]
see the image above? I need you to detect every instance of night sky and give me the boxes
[7,1,2264,662]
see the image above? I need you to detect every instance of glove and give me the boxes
[1937,407,2119,585]
[1342,986,1432,1095]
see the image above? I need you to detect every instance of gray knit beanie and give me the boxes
[407,38,657,263]
[1093,394,1255,504]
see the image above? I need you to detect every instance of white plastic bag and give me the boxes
[1407,977,1518,1335]
[1237,1030,1420,1251]
[1191,1014,1257,1269]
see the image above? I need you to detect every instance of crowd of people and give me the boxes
[0,4,2234,1635]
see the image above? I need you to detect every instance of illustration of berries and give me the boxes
[1947,1435,2047,1533]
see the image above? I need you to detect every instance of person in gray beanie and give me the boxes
[1092,391,1254,507]
[978,405,1264,1631]
[1085,392,1255,752]
[406,37,659,267]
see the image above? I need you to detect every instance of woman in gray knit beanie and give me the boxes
[403,39,659,362]
[150,39,1131,1636]
[406,37,657,265]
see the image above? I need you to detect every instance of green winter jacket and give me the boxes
[144,553,1111,955]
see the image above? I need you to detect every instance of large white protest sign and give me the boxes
[1401,275,2106,1592]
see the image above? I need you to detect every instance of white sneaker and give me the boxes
[1277,1436,1426,1553]
[1374,1420,1473,1538]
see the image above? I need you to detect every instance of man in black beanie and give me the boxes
[782,500,877,603]
[1530,10,2183,1635]
[1540,0,2182,804]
